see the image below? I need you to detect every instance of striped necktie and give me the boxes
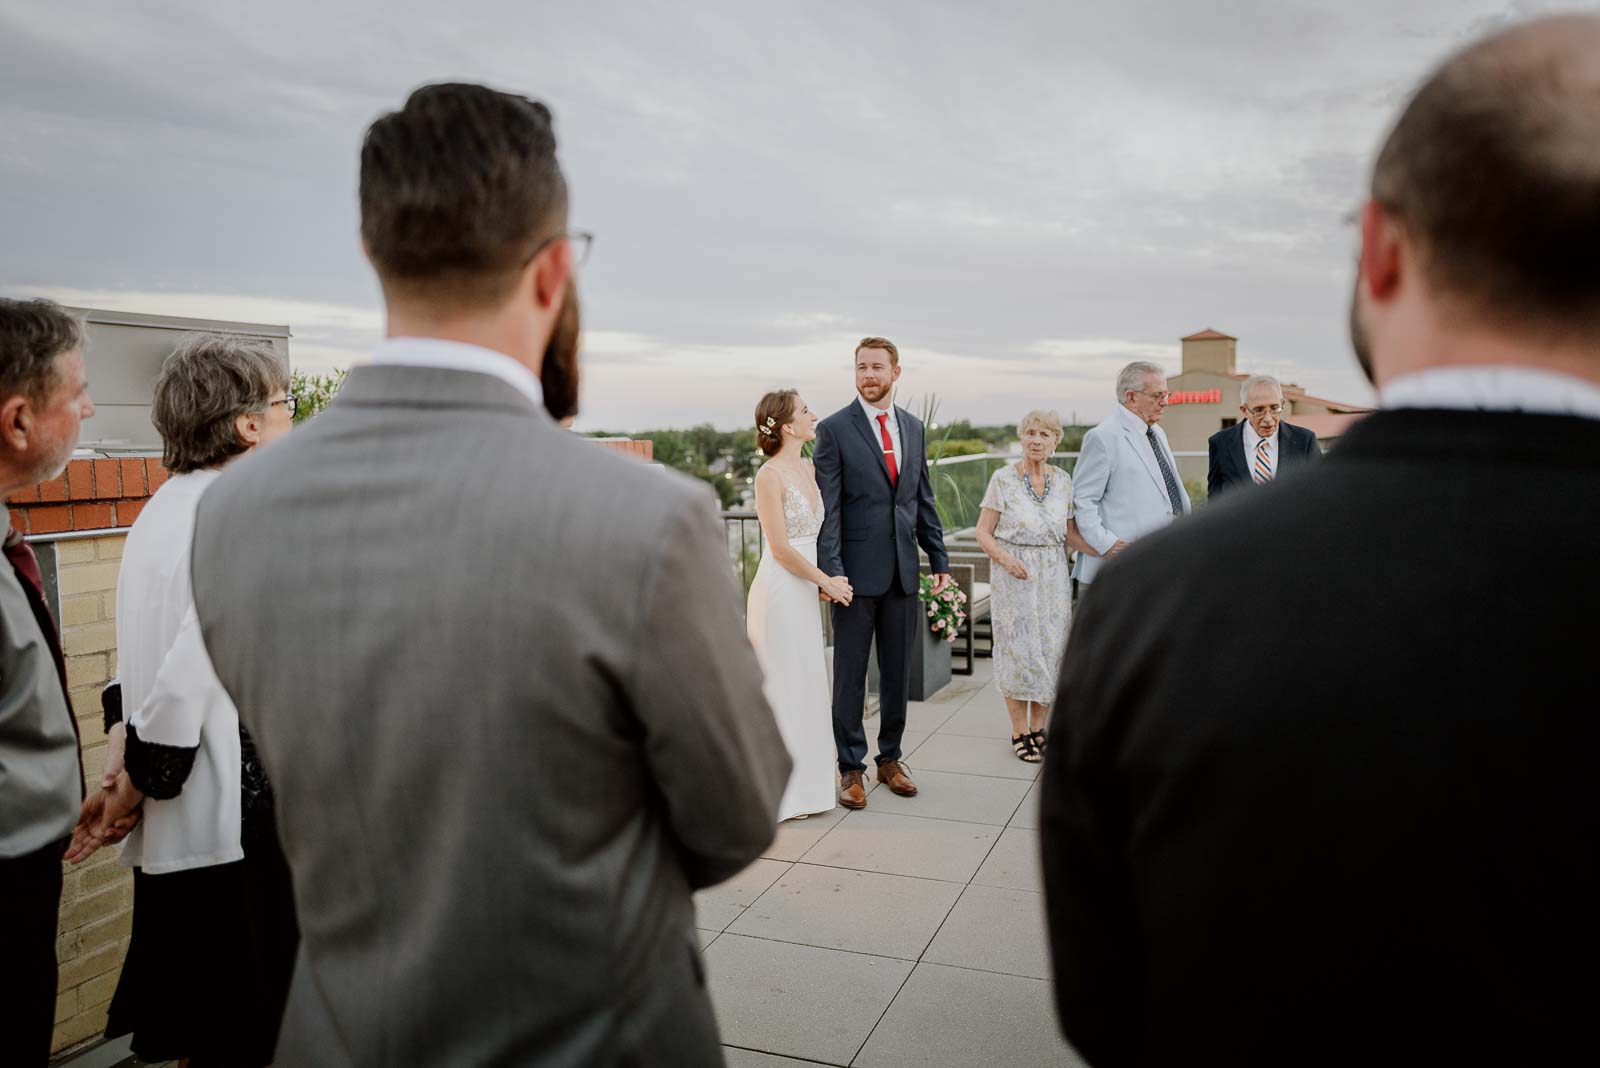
[1252,438,1273,484]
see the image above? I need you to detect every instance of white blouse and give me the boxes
[116,471,243,874]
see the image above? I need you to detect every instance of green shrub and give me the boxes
[289,368,348,424]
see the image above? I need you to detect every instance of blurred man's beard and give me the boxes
[541,284,580,421]
[1348,272,1376,387]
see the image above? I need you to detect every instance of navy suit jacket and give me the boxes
[1206,420,1320,499]
[814,402,950,598]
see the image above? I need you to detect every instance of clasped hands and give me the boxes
[65,723,145,864]
[822,572,952,603]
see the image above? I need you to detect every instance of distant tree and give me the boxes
[582,414,1099,516]
[289,368,348,424]
[937,438,991,458]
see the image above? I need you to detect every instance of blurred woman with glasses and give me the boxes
[66,333,298,1067]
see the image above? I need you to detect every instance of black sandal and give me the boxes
[1011,734,1042,763]
[1028,729,1048,753]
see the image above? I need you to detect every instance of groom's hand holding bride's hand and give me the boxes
[821,574,853,606]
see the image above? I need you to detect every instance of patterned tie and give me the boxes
[1252,438,1274,484]
[1145,428,1185,517]
[3,526,84,794]
[877,412,899,487]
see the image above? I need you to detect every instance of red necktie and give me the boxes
[877,412,899,486]
[4,527,84,794]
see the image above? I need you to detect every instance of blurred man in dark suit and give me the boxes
[1205,374,1319,499]
[1041,14,1600,1067]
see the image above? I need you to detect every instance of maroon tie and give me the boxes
[4,527,84,794]
[877,412,899,487]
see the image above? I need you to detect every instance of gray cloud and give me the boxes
[0,0,1547,428]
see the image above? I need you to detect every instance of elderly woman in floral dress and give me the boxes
[975,410,1096,762]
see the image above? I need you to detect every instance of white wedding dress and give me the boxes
[746,463,838,821]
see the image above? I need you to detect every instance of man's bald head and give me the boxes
[1370,14,1600,343]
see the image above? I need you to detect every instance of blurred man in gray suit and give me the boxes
[186,84,791,1067]
[0,298,97,1066]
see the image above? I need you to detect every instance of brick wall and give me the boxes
[6,456,165,538]
[51,531,134,1056]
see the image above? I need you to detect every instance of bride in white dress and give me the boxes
[747,390,853,821]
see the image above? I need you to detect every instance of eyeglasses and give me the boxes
[1136,389,1170,403]
[270,394,298,418]
[1246,404,1284,418]
[524,230,595,268]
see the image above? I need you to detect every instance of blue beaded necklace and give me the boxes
[1018,464,1051,504]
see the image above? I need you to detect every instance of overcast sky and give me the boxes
[0,0,1572,430]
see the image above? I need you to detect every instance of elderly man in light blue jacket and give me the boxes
[1072,361,1191,586]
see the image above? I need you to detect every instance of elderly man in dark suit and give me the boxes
[1040,14,1600,1067]
[1205,374,1320,498]
[814,337,950,809]
[184,84,790,1067]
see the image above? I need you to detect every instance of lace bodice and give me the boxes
[767,462,824,540]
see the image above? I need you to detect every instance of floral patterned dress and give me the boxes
[980,464,1074,703]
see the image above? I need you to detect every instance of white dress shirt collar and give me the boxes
[1116,403,1153,435]
[858,394,902,461]
[1381,366,1600,420]
[369,337,546,411]
[1243,421,1278,450]
[858,394,896,428]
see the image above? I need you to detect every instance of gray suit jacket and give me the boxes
[190,365,791,1067]
[0,521,79,858]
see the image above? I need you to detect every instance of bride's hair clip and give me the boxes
[757,415,778,437]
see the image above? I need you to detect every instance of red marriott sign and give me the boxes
[1168,389,1222,405]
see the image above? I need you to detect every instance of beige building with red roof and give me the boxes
[1161,328,1373,487]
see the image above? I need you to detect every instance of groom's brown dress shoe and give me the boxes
[840,770,868,809]
[877,760,918,797]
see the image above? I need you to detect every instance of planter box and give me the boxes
[867,613,952,702]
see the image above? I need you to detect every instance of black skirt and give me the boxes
[105,823,298,1067]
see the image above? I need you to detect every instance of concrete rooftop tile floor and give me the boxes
[699,661,1086,1067]
[82,665,1081,1068]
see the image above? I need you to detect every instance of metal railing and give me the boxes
[924,449,1205,532]
[722,511,764,594]
[720,449,1206,585]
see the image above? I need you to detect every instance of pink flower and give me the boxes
[933,619,944,630]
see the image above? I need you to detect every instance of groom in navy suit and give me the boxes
[815,337,951,810]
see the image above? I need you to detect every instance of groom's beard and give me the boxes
[857,381,891,404]
[541,283,581,422]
